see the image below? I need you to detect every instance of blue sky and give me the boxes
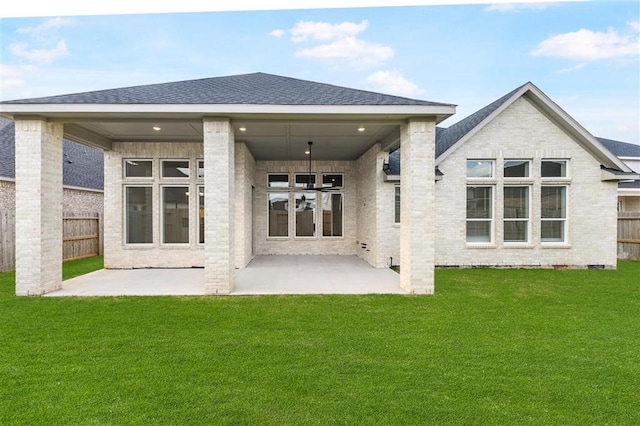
[1,1,638,144]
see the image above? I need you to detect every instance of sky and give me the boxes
[1,0,639,144]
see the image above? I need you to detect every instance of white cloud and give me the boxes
[296,37,393,69]
[290,20,368,43]
[485,2,560,12]
[9,40,69,64]
[17,17,73,34]
[365,70,423,98]
[532,22,639,61]
[270,29,285,38]
[0,64,37,94]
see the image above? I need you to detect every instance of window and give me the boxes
[322,174,343,188]
[124,160,152,178]
[541,186,567,243]
[394,186,401,223]
[467,160,494,178]
[295,192,316,237]
[197,160,204,179]
[161,160,190,178]
[295,174,316,189]
[268,193,288,237]
[162,186,189,244]
[504,186,529,243]
[268,174,289,188]
[542,160,567,178]
[125,186,153,244]
[504,160,530,178]
[198,185,205,244]
[322,193,343,237]
[466,186,493,243]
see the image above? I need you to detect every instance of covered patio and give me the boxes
[46,255,405,296]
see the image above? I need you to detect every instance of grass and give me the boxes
[0,259,638,425]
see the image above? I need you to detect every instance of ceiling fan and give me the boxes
[276,141,342,192]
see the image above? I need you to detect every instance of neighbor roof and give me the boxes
[597,137,640,158]
[1,72,452,107]
[0,117,104,190]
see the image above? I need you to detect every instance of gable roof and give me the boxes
[0,117,104,190]
[2,72,451,107]
[434,82,633,174]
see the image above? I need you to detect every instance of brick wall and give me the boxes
[434,96,619,268]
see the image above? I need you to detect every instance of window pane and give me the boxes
[295,192,316,237]
[541,221,564,242]
[322,174,343,188]
[504,221,528,242]
[322,193,343,237]
[162,160,190,178]
[541,187,566,218]
[268,174,289,188]
[504,187,529,219]
[466,221,491,243]
[125,160,152,178]
[504,160,529,178]
[198,186,204,244]
[163,186,189,243]
[542,160,567,178]
[467,160,493,178]
[467,187,492,219]
[198,161,204,178]
[295,174,316,188]
[126,187,153,243]
[395,186,401,223]
[268,193,288,237]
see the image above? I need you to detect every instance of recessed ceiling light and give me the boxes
[239,126,247,132]
[304,150,310,155]
[358,126,366,132]
[152,126,161,131]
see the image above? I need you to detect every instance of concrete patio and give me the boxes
[46,255,405,297]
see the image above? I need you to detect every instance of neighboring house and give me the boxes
[0,116,104,213]
[0,73,636,296]
[596,137,640,212]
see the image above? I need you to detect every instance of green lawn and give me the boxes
[1,259,638,425]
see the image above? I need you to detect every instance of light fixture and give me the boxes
[358,126,366,132]
[152,126,161,131]
[239,126,247,132]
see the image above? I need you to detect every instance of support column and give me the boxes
[15,119,63,296]
[400,119,436,294]
[203,118,234,294]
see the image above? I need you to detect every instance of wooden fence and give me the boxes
[0,210,102,272]
[618,212,640,261]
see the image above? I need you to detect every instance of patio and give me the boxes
[46,255,405,296]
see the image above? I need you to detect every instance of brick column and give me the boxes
[15,119,63,296]
[400,119,436,294]
[203,118,234,294]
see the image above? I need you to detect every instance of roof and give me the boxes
[1,72,452,107]
[597,137,640,158]
[0,117,104,190]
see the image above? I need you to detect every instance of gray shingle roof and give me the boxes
[435,85,524,158]
[0,117,103,190]
[2,72,452,107]
[597,137,640,158]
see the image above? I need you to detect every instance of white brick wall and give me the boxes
[434,96,619,268]
[234,142,256,268]
[15,120,63,295]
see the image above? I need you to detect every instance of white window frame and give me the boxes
[267,191,289,239]
[466,160,495,179]
[394,185,401,224]
[320,191,344,238]
[321,173,344,189]
[466,185,494,244]
[160,184,191,245]
[295,173,317,189]
[161,159,191,179]
[541,185,568,244]
[268,173,290,189]
[123,159,153,179]
[197,160,204,179]
[294,191,317,238]
[541,159,569,179]
[503,185,531,244]
[123,185,153,245]
[197,184,205,245]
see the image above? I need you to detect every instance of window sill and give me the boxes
[123,244,154,249]
[503,244,534,249]
[541,243,572,249]
[465,243,497,249]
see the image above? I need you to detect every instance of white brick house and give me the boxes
[0,73,636,296]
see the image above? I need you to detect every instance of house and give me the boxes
[0,116,104,213]
[0,73,636,296]
[596,138,640,212]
